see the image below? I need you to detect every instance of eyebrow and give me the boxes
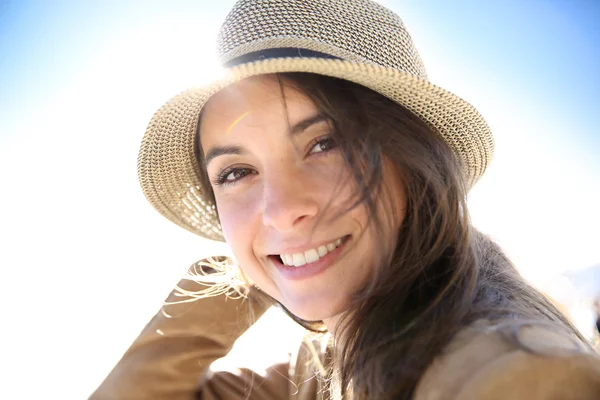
[203,113,330,166]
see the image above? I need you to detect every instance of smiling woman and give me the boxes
[91,0,600,399]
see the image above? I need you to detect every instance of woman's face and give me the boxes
[200,75,406,322]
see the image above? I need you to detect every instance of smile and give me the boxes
[268,235,351,281]
[278,237,345,267]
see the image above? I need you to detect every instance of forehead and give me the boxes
[199,75,318,147]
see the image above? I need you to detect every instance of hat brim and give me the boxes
[138,57,494,240]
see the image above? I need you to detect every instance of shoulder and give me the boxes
[414,320,600,400]
[454,346,600,399]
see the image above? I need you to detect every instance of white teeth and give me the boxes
[317,246,328,257]
[284,254,293,265]
[305,249,319,263]
[279,237,346,267]
[292,253,306,267]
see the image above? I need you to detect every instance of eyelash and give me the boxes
[212,134,338,187]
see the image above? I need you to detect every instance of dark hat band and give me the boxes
[224,48,341,68]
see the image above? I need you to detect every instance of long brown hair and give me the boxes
[196,72,586,399]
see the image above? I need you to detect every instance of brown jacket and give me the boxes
[91,279,600,399]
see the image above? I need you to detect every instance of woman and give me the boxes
[92,0,600,399]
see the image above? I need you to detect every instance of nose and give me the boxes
[261,168,320,232]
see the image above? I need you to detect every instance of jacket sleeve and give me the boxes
[454,350,600,400]
[89,276,294,400]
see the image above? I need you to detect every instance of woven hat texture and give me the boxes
[138,0,494,241]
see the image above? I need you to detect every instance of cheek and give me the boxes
[216,194,256,253]
[215,192,270,282]
[317,160,359,210]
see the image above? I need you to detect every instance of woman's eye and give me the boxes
[309,136,337,155]
[214,167,255,186]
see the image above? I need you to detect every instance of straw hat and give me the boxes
[138,0,494,241]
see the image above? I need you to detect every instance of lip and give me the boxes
[269,235,350,281]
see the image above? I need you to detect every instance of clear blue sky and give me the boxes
[400,0,600,153]
[1,1,599,398]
